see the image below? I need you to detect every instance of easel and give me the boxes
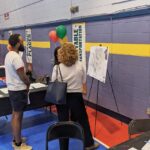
[86,45,121,136]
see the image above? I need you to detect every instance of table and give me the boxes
[0,66,5,78]
[0,83,51,116]
[108,131,150,150]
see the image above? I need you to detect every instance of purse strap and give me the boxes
[56,65,63,82]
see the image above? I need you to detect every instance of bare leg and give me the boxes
[11,110,23,144]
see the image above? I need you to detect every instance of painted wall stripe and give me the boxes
[0,40,150,57]
[86,42,150,57]
[31,41,50,48]
[0,40,8,45]
[0,40,50,49]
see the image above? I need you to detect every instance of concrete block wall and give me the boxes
[71,0,150,18]
[0,0,71,29]
[0,1,150,119]
[0,0,150,29]
[85,15,150,118]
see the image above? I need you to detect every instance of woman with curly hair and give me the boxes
[52,43,99,150]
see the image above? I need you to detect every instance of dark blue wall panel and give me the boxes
[86,21,112,42]
[0,13,150,119]
[31,25,72,77]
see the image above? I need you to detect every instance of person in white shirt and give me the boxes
[52,43,99,150]
[4,34,32,150]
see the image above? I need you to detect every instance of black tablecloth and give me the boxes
[0,85,51,116]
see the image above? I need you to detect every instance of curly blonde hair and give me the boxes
[58,43,78,66]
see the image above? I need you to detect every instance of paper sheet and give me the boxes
[0,88,8,94]
[0,94,4,98]
[142,140,150,150]
[29,86,34,90]
[31,83,46,89]
[87,46,109,83]
[128,148,138,150]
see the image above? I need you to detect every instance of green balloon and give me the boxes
[56,25,67,39]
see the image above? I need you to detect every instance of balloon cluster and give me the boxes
[48,25,68,45]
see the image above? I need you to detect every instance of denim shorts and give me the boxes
[9,90,28,112]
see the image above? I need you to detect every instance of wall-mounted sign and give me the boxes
[72,23,86,70]
[25,29,32,63]
[4,12,9,20]
[8,30,13,36]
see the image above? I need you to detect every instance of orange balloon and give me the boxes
[48,30,58,42]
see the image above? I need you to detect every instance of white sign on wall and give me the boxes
[8,30,13,36]
[87,46,109,83]
[4,12,9,20]
[72,23,86,70]
[25,29,32,63]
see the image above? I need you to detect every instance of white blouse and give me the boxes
[51,61,86,93]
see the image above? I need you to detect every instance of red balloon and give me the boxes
[48,30,58,42]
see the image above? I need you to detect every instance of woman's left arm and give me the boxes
[51,65,57,82]
[82,64,87,95]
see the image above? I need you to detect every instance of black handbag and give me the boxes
[45,65,67,105]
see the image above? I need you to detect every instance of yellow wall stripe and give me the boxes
[31,41,50,48]
[0,40,50,49]
[0,40,8,45]
[0,40,150,57]
[86,42,150,57]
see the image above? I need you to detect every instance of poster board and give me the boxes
[87,46,109,83]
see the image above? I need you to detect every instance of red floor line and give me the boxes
[51,105,129,147]
[86,107,129,147]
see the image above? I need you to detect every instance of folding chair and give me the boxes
[46,121,84,150]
